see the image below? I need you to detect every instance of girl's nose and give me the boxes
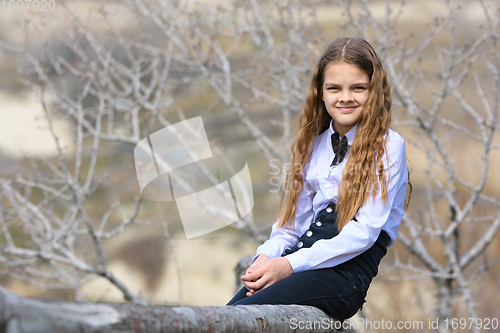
[339,91,354,103]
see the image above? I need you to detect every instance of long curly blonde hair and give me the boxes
[277,37,404,231]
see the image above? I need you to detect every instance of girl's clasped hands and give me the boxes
[240,254,293,296]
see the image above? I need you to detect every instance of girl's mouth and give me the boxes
[336,106,357,113]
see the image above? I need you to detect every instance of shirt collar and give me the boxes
[328,119,357,146]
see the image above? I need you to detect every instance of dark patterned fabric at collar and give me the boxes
[330,132,348,167]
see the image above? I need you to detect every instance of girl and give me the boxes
[227,37,410,321]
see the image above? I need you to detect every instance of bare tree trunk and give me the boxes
[0,287,346,333]
[435,277,453,333]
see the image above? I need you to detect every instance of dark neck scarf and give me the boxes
[330,132,348,167]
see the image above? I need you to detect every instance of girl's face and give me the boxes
[322,61,370,136]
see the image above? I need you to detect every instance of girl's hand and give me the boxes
[241,254,269,296]
[241,256,293,296]
[246,254,270,276]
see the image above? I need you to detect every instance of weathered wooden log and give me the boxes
[0,286,347,333]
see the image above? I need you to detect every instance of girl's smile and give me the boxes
[322,61,370,136]
[337,106,357,113]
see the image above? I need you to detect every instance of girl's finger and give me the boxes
[241,270,262,282]
[243,280,256,290]
[243,279,257,290]
[245,277,266,291]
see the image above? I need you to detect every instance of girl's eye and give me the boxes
[354,86,366,91]
[328,87,340,91]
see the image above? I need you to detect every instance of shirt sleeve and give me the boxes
[255,175,315,259]
[285,135,408,273]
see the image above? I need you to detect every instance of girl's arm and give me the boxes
[284,133,408,273]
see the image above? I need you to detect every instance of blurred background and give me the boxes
[0,0,499,332]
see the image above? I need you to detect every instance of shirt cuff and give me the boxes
[255,242,283,259]
[283,251,311,273]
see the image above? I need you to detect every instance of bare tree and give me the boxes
[0,0,499,332]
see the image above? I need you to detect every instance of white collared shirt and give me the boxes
[256,120,409,273]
